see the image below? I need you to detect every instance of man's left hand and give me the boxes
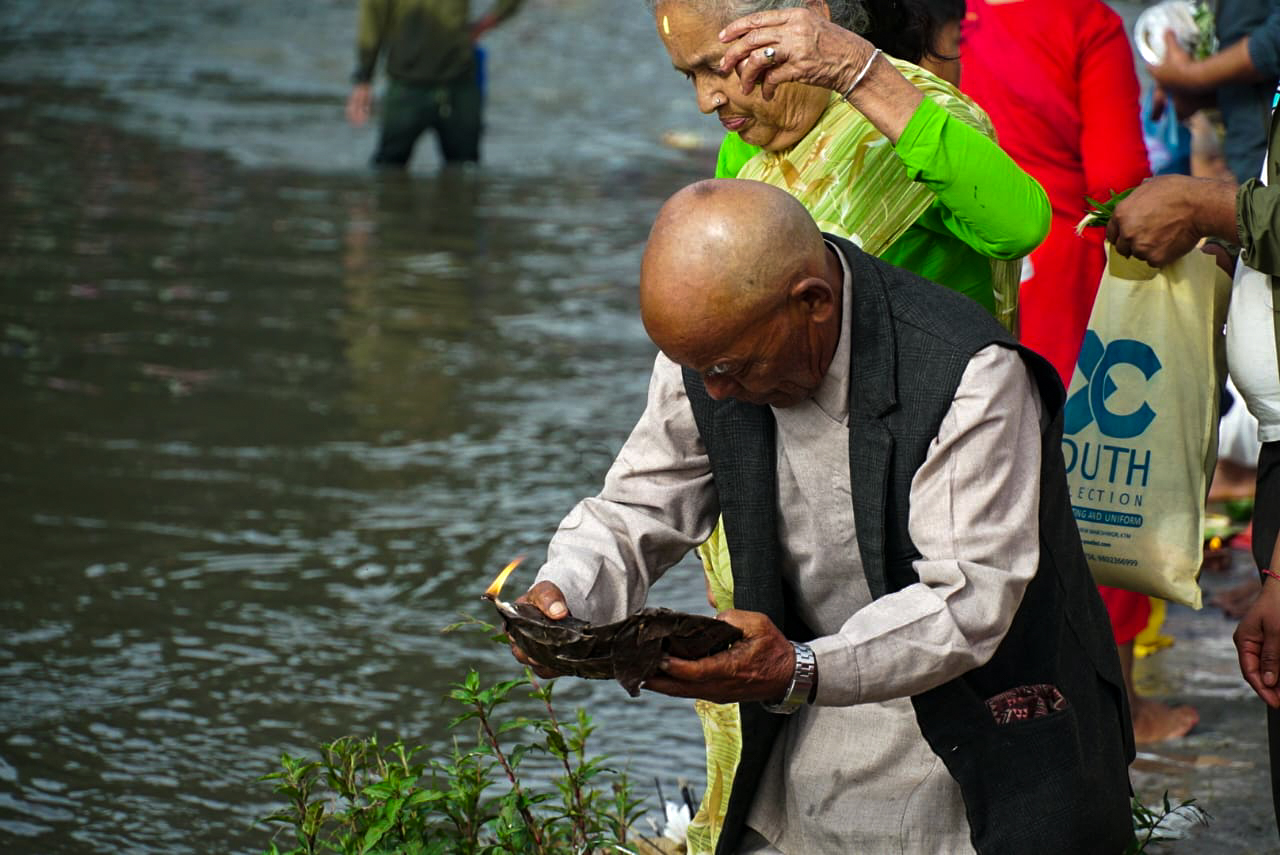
[642,609,799,704]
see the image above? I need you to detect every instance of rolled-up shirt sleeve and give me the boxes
[1237,178,1280,275]
[535,354,719,623]
[809,345,1043,705]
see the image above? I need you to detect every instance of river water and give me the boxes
[0,1,719,851]
[0,1,1276,853]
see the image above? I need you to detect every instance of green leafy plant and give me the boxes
[259,619,1210,854]
[1191,1,1218,60]
[1075,188,1135,235]
[258,624,649,854]
[1126,792,1211,854]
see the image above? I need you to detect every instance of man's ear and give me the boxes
[791,277,836,322]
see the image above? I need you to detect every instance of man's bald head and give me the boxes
[640,179,829,353]
[639,179,844,408]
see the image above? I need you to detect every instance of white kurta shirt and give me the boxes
[536,247,1045,853]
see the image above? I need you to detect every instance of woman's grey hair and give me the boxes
[644,0,870,33]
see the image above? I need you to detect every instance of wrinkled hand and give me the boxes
[1149,30,1202,91]
[641,609,797,704]
[1235,578,1280,708]
[508,581,572,679]
[346,83,373,126]
[1105,175,1208,267]
[717,7,869,101]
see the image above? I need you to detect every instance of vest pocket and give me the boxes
[963,703,1124,854]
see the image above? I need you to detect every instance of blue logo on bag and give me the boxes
[1064,331,1162,439]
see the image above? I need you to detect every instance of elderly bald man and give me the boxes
[510,179,1134,855]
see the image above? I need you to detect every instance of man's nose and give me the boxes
[703,375,737,400]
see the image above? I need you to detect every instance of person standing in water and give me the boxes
[345,0,525,168]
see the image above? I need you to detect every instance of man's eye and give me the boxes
[705,364,732,377]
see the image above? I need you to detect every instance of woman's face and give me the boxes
[655,2,828,151]
[920,18,963,86]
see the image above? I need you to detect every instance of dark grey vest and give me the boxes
[682,236,1135,855]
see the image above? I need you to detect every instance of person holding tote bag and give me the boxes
[1108,94,1280,835]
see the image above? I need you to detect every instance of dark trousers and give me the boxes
[1251,440,1280,838]
[373,76,482,167]
[1272,705,1280,841]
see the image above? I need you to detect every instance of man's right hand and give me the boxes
[509,581,571,678]
[346,83,373,126]
[1235,577,1280,708]
[1106,175,1238,268]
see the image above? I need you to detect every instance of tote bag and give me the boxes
[1062,245,1230,608]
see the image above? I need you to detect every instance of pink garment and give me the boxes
[962,0,1154,640]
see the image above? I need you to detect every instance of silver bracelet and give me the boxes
[762,642,817,715]
[842,48,883,101]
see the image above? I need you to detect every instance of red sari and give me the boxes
[963,0,1154,643]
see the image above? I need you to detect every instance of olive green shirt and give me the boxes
[1238,104,1280,275]
[353,0,523,86]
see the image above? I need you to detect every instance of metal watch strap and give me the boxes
[762,642,817,715]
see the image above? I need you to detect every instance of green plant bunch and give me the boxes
[1191,1,1218,60]
[1074,188,1135,236]
[258,665,648,855]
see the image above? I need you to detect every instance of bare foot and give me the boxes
[1116,640,1199,744]
[1132,697,1199,744]
[1210,575,1262,619]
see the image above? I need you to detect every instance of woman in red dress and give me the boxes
[963,0,1198,743]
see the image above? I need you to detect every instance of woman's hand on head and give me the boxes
[718,6,870,100]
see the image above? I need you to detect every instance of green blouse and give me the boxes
[716,96,1049,316]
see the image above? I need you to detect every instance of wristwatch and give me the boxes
[762,642,817,715]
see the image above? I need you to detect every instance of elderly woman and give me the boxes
[653,0,1049,331]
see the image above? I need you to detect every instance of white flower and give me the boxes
[661,799,691,844]
[1139,801,1210,841]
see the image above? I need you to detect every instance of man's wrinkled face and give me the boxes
[664,299,823,408]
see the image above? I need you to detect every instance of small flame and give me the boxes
[484,556,525,601]
[1208,535,1223,550]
